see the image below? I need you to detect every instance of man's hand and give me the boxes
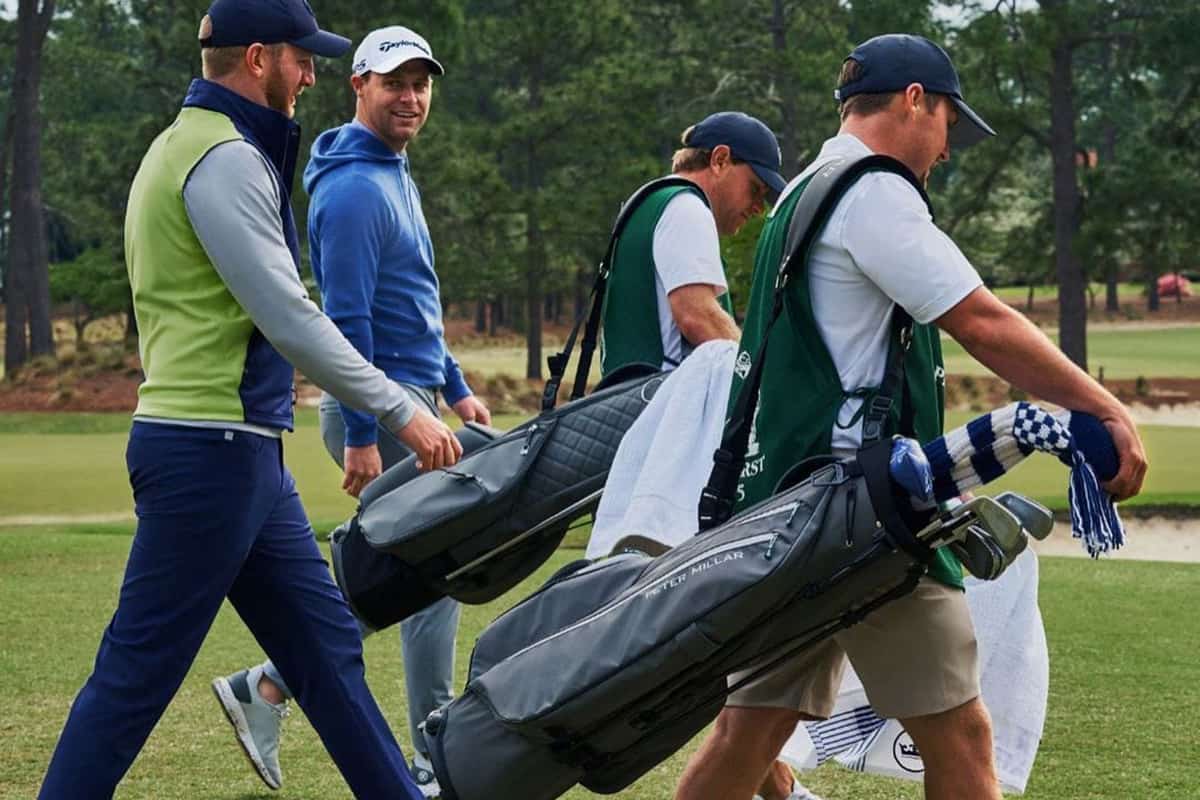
[1099,410,1149,501]
[396,408,463,472]
[342,444,383,498]
[452,395,492,426]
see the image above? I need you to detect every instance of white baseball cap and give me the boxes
[352,25,444,77]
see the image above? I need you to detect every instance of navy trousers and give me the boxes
[39,422,421,799]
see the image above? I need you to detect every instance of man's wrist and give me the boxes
[344,427,380,448]
[443,381,472,407]
[379,401,416,434]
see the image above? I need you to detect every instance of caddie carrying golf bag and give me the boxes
[421,155,1032,800]
[329,178,703,631]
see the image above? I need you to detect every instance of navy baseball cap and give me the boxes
[201,0,351,58]
[685,112,787,195]
[834,34,996,149]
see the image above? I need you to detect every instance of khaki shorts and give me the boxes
[726,577,980,720]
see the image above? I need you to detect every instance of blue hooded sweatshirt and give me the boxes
[304,121,471,447]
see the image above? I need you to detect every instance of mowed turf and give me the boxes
[990,282,1147,304]
[0,410,529,529]
[0,527,1196,799]
[3,412,1197,523]
[940,325,1200,380]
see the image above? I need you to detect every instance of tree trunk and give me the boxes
[1099,39,1120,315]
[523,65,544,381]
[524,232,544,380]
[1146,273,1159,312]
[1026,284,1035,312]
[770,0,798,177]
[5,0,57,376]
[574,268,587,318]
[474,299,487,333]
[1045,9,1087,370]
[489,298,501,336]
[0,108,14,273]
[72,300,91,351]
[4,263,29,374]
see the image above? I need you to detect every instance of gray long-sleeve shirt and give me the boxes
[182,140,416,433]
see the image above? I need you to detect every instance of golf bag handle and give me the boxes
[542,176,703,412]
[698,155,931,531]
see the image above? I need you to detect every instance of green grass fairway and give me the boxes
[940,325,1200,380]
[991,283,1146,304]
[0,529,1196,799]
[4,413,1196,523]
[0,410,528,529]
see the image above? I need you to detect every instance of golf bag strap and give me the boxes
[698,155,930,530]
[542,176,703,411]
[860,306,915,444]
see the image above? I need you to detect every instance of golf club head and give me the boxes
[951,525,1005,580]
[968,496,1025,552]
[952,523,1027,581]
[995,491,1055,540]
[921,496,1028,580]
[914,496,983,547]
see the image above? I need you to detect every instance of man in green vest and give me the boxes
[675,34,1147,800]
[600,114,827,799]
[600,112,785,377]
[37,2,456,797]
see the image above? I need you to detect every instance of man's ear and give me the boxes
[904,82,926,114]
[710,144,733,172]
[245,43,269,78]
[350,73,366,96]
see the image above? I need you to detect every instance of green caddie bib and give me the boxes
[730,163,961,589]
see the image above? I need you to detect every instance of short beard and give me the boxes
[263,61,295,117]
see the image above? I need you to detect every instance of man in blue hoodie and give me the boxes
[213,25,485,798]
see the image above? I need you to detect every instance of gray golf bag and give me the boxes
[329,177,698,631]
[423,440,956,799]
[330,367,664,630]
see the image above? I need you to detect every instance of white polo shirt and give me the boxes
[771,133,983,452]
[650,191,729,368]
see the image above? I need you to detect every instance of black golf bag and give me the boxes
[422,156,954,799]
[329,177,700,631]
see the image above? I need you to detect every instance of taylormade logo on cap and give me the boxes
[380,39,431,56]
[352,25,445,77]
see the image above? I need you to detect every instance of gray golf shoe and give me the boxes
[754,781,826,800]
[411,752,442,798]
[211,666,289,790]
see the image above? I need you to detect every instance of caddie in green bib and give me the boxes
[730,155,961,589]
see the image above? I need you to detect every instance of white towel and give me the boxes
[586,339,736,559]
